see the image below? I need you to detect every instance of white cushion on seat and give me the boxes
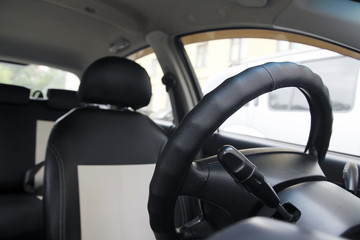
[78,164,156,240]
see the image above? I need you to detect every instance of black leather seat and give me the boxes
[0,84,43,240]
[44,57,168,240]
[0,84,80,239]
[46,88,80,111]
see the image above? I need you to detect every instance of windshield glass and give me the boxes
[182,30,360,156]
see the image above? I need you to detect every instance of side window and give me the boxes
[269,57,359,112]
[181,30,360,156]
[127,48,173,122]
[0,61,79,97]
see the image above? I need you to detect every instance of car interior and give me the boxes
[1,0,360,240]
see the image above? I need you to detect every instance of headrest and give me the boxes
[79,57,151,109]
[0,83,30,104]
[47,89,80,110]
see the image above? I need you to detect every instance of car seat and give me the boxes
[43,57,168,240]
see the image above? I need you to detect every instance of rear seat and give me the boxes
[47,88,80,110]
[0,83,79,239]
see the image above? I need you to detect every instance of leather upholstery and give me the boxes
[0,86,78,193]
[47,89,80,110]
[44,57,167,240]
[0,84,79,239]
[0,83,30,104]
[0,93,32,192]
[0,193,43,239]
[79,56,151,109]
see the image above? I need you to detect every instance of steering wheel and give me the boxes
[148,62,333,239]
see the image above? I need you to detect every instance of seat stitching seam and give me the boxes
[48,144,65,240]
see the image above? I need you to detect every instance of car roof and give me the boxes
[0,0,359,76]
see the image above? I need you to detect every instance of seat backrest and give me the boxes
[0,84,80,239]
[46,88,80,111]
[0,84,80,193]
[32,89,80,188]
[44,57,168,240]
[0,83,31,192]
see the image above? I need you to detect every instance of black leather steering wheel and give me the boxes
[148,62,333,239]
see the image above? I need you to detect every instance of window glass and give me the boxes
[230,39,241,62]
[269,57,359,112]
[0,62,79,97]
[196,43,208,67]
[182,30,360,156]
[127,48,173,122]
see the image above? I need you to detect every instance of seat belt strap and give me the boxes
[24,161,45,195]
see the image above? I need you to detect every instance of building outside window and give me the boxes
[196,43,208,67]
[230,38,241,62]
[149,58,158,77]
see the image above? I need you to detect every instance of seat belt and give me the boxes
[24,161,44,195]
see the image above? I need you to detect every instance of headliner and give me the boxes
[0,0,359,75]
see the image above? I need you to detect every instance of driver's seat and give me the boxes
[44,57,168,240]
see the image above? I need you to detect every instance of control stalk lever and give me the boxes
[217,145,293,222]
[343,162,359,195]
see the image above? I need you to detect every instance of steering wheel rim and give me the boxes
[148,62,333,239]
